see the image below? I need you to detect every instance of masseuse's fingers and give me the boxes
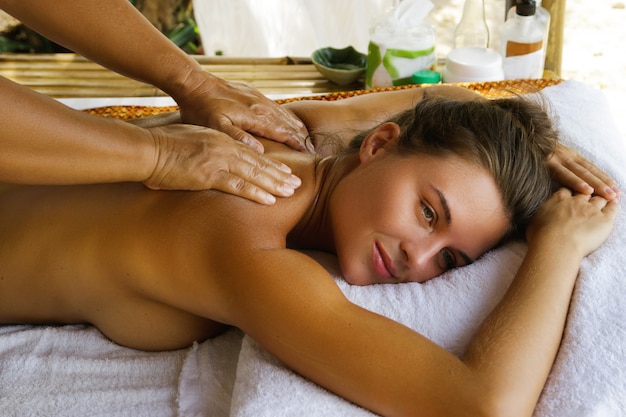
[547,143,620,200]
[177,77,311,152]
[144,124,301,204]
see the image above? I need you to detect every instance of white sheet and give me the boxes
[2,81,625,417]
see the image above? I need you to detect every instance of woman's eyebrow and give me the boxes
[431,184,473,265]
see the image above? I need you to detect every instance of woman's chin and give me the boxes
[341,273,373,286]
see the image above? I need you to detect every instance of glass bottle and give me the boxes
[453,0,490,49]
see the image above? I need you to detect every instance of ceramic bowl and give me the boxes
[311,46,366,86]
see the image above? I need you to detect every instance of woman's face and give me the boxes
[329,124,510,285]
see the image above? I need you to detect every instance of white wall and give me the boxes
[192,0,512,58]
[193,0,398,57]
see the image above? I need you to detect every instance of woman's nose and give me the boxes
[401,237,443,272]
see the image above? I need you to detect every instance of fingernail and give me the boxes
[287,174,302,188]
[281,184,296,195]
[243,137,264,153]
[305,141,315,154]
[276,163,292,174]
[262,193,276,205]
[605,186,617,196]
[612,185,621,195]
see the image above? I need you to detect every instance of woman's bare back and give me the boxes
[0,145,316,350]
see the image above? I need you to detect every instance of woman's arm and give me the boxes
[282,85,479,152]
[214,191,617,417]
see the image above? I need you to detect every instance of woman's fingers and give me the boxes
[548,143,620,199]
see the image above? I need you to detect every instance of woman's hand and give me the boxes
[548,143,620,200]
[144,124,301,205]
[527,187,618,259]
[174,71,311,154]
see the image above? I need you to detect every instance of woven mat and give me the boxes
[83,79,562,120]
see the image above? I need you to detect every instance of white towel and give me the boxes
[0,325,186,417]
[221,81,626,417]
[0,324,243,417]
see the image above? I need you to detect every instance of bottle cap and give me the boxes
[412,70,441,84]
[516,0,536,16]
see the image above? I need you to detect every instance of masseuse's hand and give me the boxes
[527,188,618,259]
[144,124,302,205]
[548,143,620,200]
[174,71,312,154]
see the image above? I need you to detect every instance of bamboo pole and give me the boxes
[542,0,566,76]
[0,53,349,97]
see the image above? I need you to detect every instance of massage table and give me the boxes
[0,79,624,416]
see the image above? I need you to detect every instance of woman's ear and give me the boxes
[359,122,402,164]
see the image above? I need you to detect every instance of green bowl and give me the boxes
[311,46,366,86]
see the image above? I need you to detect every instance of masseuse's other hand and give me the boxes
[144,124,301,205]
[175,72,311,153]
[527,188,618,258]
[548,143,620,200]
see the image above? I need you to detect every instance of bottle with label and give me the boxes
[454,0,490,49]
[506,0,550,62]
[500,0,546,79]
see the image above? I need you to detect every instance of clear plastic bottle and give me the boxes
[453,0,490,49]
[507,0,550,61]
[500,0,546,79]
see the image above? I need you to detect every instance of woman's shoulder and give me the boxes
[196,141,318,243]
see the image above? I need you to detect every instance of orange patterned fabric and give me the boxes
[275,78,562,103]
[84,105,179,120]
[83,79,562,120]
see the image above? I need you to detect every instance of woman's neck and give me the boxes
[287,153,358,253]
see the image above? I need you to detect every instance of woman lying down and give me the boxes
[0,85,619,417]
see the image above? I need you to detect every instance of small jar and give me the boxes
[412,69,441,84]
[443,47,504,83]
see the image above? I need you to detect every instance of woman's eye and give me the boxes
[421,204,435,222]
[440,249,456,271]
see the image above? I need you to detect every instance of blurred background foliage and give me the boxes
[0,0,203,54]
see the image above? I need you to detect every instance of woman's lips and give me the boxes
[372,241,397,281]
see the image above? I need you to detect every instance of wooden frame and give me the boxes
[542,0,566,76]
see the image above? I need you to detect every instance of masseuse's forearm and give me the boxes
[462,239,582,416]
[0,0,204,101]
[0,76,154,185]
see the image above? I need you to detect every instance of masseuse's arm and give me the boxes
[283,85,620,199]
[0,76,300,203]
[0,0,308,152]
[214,192,617,416]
